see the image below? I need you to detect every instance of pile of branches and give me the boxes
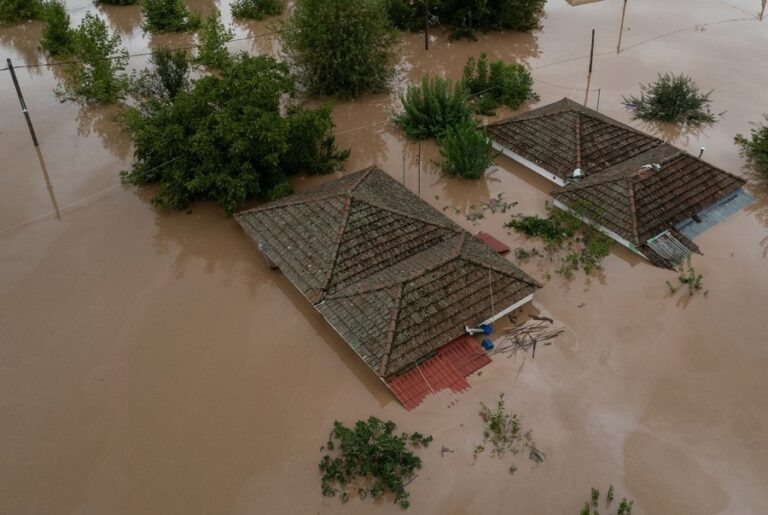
[493,318,563,359]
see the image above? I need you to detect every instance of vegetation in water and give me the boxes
[622,73,716,126]
[666,256,706,297]
[282,0,397,99]
[57,12,130,103]
[461,52,538,115]
[394,76,475,140]
[735,114,768,182]
[95,0,139,5]
[0,0,45,24]
[122,53,349,215]
[319,416,432,510]
[386,0,547,39]
[41,0,73,56]
[195,8,233,70]
[231,0,283,19]
[437,124,493,179]
[505,203,613,278]
[579,485,633,515]
[132,47,191,105]
[474,393,544,466]
[141,0,201,32]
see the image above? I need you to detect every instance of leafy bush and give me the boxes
[736,115,768,180]
[231,0,282,19]
[58,12,130,103]
[141,0,200,32]
[438,124,492,179]
[282,0,397,98]
[622,73,716,126]
[0,0,44,24]
[132,47,191,105]
[394,76,474,139]
[95,0,139,5]
[122,54,349,215]
[461,52,537,115]
[41,0,73,56]
[386,0,435,31]
[319,416,432,509]
[196,7,233,69]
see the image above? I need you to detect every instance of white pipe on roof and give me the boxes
[491,142,566,187]
[481,292,535,326]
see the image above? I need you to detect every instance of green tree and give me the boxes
[122,54,349,215]
[282,0,397,98]
[231,0,283,19]
[0,0,44,24]
[141,0,200,32]
[622,73,716,126]
[438,124,492,179]
[394,76,474,140]
[196,7,233,69]
[95,0,139,4]
[736,115,768,181]
[461,52,537,115]
[41,0,73,56]
[60,12,130,102]
[133,47,191,106]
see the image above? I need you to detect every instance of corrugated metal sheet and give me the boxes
[645,231,691,267]
[676,189,754,240]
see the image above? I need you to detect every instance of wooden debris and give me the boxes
[493,320,564,359]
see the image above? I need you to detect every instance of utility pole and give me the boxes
[617,0,628,53]
[761,0,766,21]
[584,29,595,106]
[424,0,429,50]
[7,58,39,147]
[417,140,422,196]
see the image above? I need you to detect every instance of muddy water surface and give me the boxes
[2,1,768,514]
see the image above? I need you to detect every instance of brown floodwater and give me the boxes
[2,1,768,514]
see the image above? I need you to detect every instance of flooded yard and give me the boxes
[1,0,767,513]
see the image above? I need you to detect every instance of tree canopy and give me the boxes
[0,0,44,24]
[122,53,349,215]
[282,0,397,98]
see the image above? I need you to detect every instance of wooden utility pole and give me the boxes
[584,29,595,106]
[417,140,422,196]
[424,0,429,50]
[761,0,766,21]
[7,58,39,147]
[617,0,628,53]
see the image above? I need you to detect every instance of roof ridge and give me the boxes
[237,191,347,214]
[574,113,583,170]
[355,198,461,233]
[316,196,354,302]
[349,165,378,193]
[377,284,404,376]
[460,251,542,289]
[626,180,640,244]
[487,98,576,126]
[577,108,664,145]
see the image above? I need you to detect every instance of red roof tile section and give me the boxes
[387,335,491,410]
[475,232,511,254]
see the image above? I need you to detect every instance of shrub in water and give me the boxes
[319,416,432,509]
[438,124,492,179]
[231,0,282,20]
[0,0,44,24]
[95,0,139,5]
[41,0,73,56]
[60,12,130,103]
[196,7,233,69]
[394,76,474,139]
[141,0,200,32]
[622,73,715,126]
[735,115,768,181]
[461,52,537,115]
[282,0,397,98]
[132,47,191,105]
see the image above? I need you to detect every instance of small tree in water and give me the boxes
[196,7,233,70]
[132,48,191,106]
[461,52,538,115]
[41,0,73,56]
[394,76,474,140]
[735,115,768,182]
[0,0,45,24]
[58,12,130,103]
[319,416,432,509]
[141,0,200,32]
[231,0,283,19]
[438,124,493,179]
[282,0,397,98]
[95,0,139,5]
[622,73,716,126]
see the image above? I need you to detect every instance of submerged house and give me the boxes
[487,98,748,268]
[235,166,540,408]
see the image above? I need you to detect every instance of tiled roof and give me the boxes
[487,98,663,181]
[552,147,745,245]
[236,167,540,379]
